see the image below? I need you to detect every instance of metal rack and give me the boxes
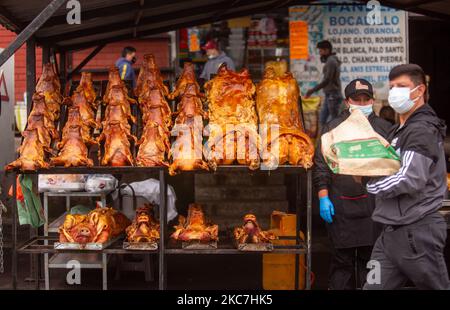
[8,165,312,290]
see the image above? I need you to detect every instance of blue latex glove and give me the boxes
[319,196,335,224]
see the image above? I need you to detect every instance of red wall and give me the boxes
[0,27,43,103]
[0,26,170,102]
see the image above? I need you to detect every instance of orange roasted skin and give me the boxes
[168,62,203,100]
[204,64,261,170]
[126,204,160,243]
[135,54,171,167]
[65,90,98,129]
[5,129,50,171]
[35,63,62,118]
[233,214,277,244]
[51,125,93,167]
[171,204,218,242]
[76,72,98,110]
[169,83,209,175]
[98,121,136,166]
[256,61,314,169]
[59,208,130,244]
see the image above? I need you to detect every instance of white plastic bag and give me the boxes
[112,178,177,222]
[85,174,118,193]
[39,174,87,192]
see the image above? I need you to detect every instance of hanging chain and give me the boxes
[0,199,5,274]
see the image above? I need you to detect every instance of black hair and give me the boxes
[122,46,136,57]
[317,40,332,50]
[389,64,426,86]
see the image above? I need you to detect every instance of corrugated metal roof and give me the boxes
[0,0,448,51]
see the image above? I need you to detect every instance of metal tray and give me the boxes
[54,235,121,250]
[236,242,274,252]
[181,240,218,250]
[122,241,158,251]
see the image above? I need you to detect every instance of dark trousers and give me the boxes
[329,246,373,290]
[364,212,450,290]
[319,91,343,125]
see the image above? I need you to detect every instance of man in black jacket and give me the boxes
[305,40,343,125]
[364,64,449,290]
[313,79,392,289]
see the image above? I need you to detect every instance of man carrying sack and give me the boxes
[313,79,392,289]
[364,64,450,290]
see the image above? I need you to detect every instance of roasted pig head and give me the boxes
[233,214,277,244]
[171,204,218,242]
[126,204,160,243]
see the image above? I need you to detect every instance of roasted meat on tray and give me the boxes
[5,129,50,171]
[64,106,97,145]
[171,204,218,242]
[204,64,260,170]
[169,83,208,175]
[59,207,130,244]
[233,214,277,244]
[126,204,160,243]
[256,61,314,168]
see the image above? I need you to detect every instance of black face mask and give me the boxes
[131,56,137,64]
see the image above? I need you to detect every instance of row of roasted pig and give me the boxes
[59,203,275,246]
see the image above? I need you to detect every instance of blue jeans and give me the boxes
[319,92,343,125]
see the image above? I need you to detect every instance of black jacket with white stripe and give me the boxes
[367,103,447,225]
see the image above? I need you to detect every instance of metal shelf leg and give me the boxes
[158,169,167,290]
[306,170,312,290]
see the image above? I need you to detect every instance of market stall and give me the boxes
[0,0,319,290]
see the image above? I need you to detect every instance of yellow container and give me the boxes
[263,211,306,290]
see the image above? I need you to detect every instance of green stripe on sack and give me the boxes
[331,139,400,160]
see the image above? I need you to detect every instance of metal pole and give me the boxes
[0,0,66,67]
[306,169,312,290]
[158,169,167,290]
[12,173,17,289]
[25,37,36,115]
[42,45,50,64]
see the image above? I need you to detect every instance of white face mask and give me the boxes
[388,86,421,114]
[349,103,373,117]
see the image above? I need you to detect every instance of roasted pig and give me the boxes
[51,125,93,167]
[63,107,97,145]
[66,90,98,129]
[126,204,160,243]
[135,54,168,98]
[35,63,62,118]
[233,214,277,244]
[76,72,97,110]
[204,64,260,170]
[256,61,314,168]
[103,66,135,105]
[5,129,50,171]
[169,83,208,175]
[59,208,130,244]
[171,204,218,242]
[168,62,202,100]
[136,122,170,167]
[98,121,136,166]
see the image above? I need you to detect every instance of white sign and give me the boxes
[290,3,407,100]
[0,48,15,170]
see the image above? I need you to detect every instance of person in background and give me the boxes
[305,40,343,126]
[313,79,392,290]
[364,64,449,290]
[115,46,137,88]
[200,39,235,81]
[379,105,396,125]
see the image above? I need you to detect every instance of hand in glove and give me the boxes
[319,196,335,224]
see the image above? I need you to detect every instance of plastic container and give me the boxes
[263,211,306,290]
